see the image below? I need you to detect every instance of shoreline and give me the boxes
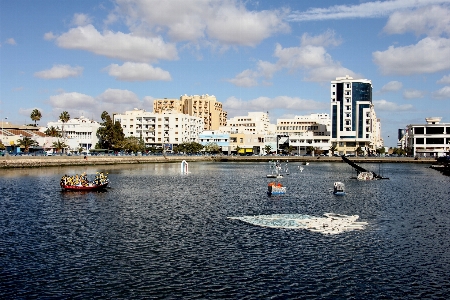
[0,154,437,169]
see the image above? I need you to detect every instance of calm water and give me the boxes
[1,161,449,299]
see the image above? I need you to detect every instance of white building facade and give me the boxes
[276,113,331,155]
[46,116,101,153]
[405,117,450,157]
[113,109,204,149]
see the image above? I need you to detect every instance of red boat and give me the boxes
[60,182,108,191]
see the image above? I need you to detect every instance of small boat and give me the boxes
[60,172,109,191]
[266,174,283,178]
[267,182,286,196]
[333,182,345,195]
[60,182,109,191]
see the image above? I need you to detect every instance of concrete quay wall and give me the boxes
[0,154,437,169]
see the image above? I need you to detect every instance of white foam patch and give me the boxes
[228,213,367,235]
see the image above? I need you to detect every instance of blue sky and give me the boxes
[1,0,450,147]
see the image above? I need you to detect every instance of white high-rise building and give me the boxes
[330,75,380,155]
[113,109,204,149]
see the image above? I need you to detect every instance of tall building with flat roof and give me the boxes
[330,75,380,155]
[153,94,227,131]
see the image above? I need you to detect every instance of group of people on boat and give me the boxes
[60,172,109,187]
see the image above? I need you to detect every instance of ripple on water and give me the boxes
[0,162,449,299]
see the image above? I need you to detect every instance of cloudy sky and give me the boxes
[1,0,450,147]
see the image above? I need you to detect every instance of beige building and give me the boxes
[153,94,227,131]
[113,109,204,149]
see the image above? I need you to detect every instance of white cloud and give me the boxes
[6,38,16,45]
[384,5,450,37]
[104,62,172,81]
[55,25,178,63]
[96,88,141,105]
[223,95,328,119]
[115,0,290,46]
[226,69,258,87]
[44,32,57,40]
[227,33,358,86]
[206,4,290,46]
[286,0,450,21]
[46,89,151,121]
[300,29,341,47]
[71,13,93,26]
[403,89,426,99]
[437,74,450,84]
[48,92,96,110]
[432,86,450,98]
[373,99,413,111]
[34,65,83,79]
[380,81,403,93]
[373,37,450,75]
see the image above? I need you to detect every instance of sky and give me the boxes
[1,0,450,147]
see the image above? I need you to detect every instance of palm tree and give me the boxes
[59,111,70,139]
[52,139,68,154]
[30,109,42,127]
[44,126,61,137]
[264,145,272,155]
[17,136,38,153]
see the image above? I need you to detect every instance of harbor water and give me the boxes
[1,161,449,299]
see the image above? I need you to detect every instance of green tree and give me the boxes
[306,146,315,155]
[96,111,125,150]
[59,111,70,139]
[330,144,337,156]
[204,142,220,154]
[177,142,203,154]
[0,140,6,151]
[52,139,68,153]
[30,109,42,127]
[356,146,363,157]
[287,145,295,155]
[376,147,386,155]
[120,136,142,153]
[16,136,38,153]
[44,126,61,137]
[264,145,272,155]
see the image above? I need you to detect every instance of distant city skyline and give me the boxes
[2,0,450,147]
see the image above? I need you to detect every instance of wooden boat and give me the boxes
[60,182,108,191]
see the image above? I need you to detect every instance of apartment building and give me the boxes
[218,112,275,155]
[405,117,450,157]
[46,116,101,152]
[276,113,331,155]
[113,109,204,149]
[153,94,227,131]
[330,75,380,155]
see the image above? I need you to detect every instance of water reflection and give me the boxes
[1,162,449,299]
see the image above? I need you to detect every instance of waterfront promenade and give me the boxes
[0,154,437,169]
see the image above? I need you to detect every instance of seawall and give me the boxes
[0,154,437,169]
